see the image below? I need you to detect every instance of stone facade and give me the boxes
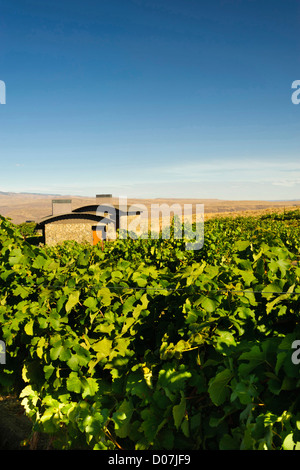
[45,221,95,246]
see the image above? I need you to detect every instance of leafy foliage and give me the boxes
[1,212,300,449]
[17,222,37,238]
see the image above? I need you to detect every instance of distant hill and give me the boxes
[1,191,300,225]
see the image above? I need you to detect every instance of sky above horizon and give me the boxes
[0,0,299,200]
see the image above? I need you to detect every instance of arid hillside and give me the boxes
[1,192,300,225]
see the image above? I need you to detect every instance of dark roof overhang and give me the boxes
[72,204,120,214]
[72,204,141,215]
[37,212,109,228]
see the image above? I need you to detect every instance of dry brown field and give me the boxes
[0,192,300,225]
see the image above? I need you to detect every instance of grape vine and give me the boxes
[1,212,300,450]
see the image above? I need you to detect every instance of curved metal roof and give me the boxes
[72,204,120,214]
[37,212,107,227]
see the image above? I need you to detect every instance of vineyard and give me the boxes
[1,210,300,450]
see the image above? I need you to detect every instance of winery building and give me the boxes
[37,195,141,246]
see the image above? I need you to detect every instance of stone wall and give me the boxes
[45,222,94,246]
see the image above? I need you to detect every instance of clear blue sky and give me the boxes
[0,0,299,200]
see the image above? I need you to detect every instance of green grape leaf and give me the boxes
[208,368,233,406]
[65,291,80,313]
